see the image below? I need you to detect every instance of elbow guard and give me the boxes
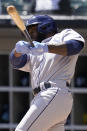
[66,40,84,56]
[9,49,27,68]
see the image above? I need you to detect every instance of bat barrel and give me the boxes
[7,5,34,47]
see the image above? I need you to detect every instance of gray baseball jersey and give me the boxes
[15,29,85,131]
[19,29,85,89]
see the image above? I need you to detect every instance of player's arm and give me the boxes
[10,39,84,60]
[28,39,84,56]
[48,42,67,56]
[48,29,85,56]
[14,49,22,57]
[29,29,85,56]
[9,40,31,69]
[10,49,28,69]
[47,40,84,56]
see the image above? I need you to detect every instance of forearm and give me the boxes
[48,40,84,56]
[14,48,22,57]
[13,40,84,57]
[48,44,67,56]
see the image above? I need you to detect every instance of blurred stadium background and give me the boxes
[0,0,87,131]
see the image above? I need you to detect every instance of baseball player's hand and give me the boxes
[30,41,48,55]
[15,41,48,56]
[15,41,31,54]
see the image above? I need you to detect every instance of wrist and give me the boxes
[14,49,22,57]
[30,41,48,56]
[33,41,48,53]
[43,44,48,53]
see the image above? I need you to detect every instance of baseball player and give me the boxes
[10,15,85,131]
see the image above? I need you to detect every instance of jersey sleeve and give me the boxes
[9,49,31,72]
[61,29,85,43]
[48,29,85,46]
[19,54,31,72]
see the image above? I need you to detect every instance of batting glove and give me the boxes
[15,41,31,54]
[30,41,48,55]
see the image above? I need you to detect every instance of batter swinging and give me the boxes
[10,15,85,131]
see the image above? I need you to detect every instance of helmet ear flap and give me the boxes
[38,24,48,34]
[38,22,57,34]
[40,25,47,30]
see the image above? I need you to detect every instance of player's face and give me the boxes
[27,24,53,42]
[27,25,47,42]
[28,25,38,41]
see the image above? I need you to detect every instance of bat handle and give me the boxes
[23,29,34,47]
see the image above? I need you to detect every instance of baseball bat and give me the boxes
[7,5,34,46]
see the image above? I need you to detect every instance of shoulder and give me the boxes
[49,28,74,39]
[47,29,72,44]
[47,28,85,45]
[60,28,81,37]
[60,28,85,43]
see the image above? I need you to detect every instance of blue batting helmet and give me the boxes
[26,15,57,34]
